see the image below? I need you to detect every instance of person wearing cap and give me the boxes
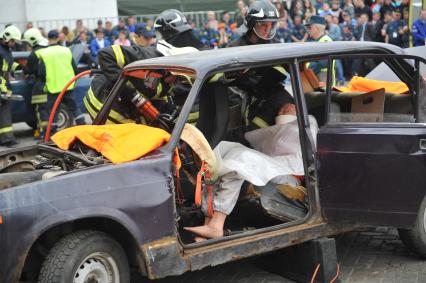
[305,15,334,81]
[22,28,50,137]
[94,19,105,35]
[226,0,294,131]
[134,23,155,47]
[34,29,84,139]
[412,9,426,47]
[385,10,404,47]
[0,25,21,146]
[90,29,111,62]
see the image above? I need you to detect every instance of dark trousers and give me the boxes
[37,90,85,139]
[0,100,16,144]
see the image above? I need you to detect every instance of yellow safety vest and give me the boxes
[318,35,336,86]
[36,45,75,94]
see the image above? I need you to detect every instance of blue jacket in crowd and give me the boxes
[412,19,426,46]
[90,38,111,58]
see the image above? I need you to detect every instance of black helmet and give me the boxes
[245,0,279,40]
[154,9,192,41]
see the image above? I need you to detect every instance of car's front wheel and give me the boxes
[398,195,426,258]
[56,106,74,131]
[38,230,130,283]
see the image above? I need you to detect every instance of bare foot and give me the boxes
[184,225,224,239]
[204,217,211,225]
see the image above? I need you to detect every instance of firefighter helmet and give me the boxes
[23,28,47,47]
[245,0,279,40]
[154,9,192,41]
[1,25,22,42]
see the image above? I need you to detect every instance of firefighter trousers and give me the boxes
[0,99,16,144]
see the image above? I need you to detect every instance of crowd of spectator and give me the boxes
[229,0,416,48]
[21,16,156,67]
[17,0,426,57]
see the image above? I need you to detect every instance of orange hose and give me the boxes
[44,70,92,143]
[330,263,340,283]
[310,263,321,283]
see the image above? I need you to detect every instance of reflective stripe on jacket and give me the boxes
[0,44,13,93]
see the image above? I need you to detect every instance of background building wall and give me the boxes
[0,0,118,31]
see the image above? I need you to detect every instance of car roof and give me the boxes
[124,41,405,74]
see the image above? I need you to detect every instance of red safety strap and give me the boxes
[293,175,305,183]
[206,184,213,217]
[195,161,214,217]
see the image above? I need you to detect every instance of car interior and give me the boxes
[171,55,423,245]
[302,56,417,127]
[117,65,313,244]
[112,54,424,245]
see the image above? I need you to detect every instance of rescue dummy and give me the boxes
[184,103,318,241]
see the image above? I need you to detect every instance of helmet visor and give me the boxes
[253,21,277,40]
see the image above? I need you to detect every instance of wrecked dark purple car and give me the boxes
[1,42,426,283]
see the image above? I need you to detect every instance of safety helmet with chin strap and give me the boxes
[23,28,48,47]
[154,9,192,41]
[1,25,22,43]
[245,0,279,40]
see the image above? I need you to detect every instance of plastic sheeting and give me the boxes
[213,116,319,186]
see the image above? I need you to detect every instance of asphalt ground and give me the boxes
[6,123,426,283]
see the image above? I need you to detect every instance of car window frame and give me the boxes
[322,53,426,126]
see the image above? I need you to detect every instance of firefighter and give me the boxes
[228,0,294,131]
[0,25,21,147]
[35,30,85,139]
[85,11,201,126]
[83,24,166,125]
[154,9,203,49]
[22,28,49,137]
[305,16,333,76]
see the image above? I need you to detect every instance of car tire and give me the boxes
[398,195,426,258]
[38,230,130,283]
[56,106,74,131]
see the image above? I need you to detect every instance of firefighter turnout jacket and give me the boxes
[84,44,170,123]
[228,35,294,130]
[0,42,16,144]
[84,44,199,125]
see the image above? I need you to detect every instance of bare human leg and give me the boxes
[184,211,227,239]
[194,216,212,242]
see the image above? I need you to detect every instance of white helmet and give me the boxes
[2,25,22,42]
[156,40,198,56]
[23,28,47,47]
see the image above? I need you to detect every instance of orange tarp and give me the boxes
[52,123,180,167]
[335,76,409,94]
